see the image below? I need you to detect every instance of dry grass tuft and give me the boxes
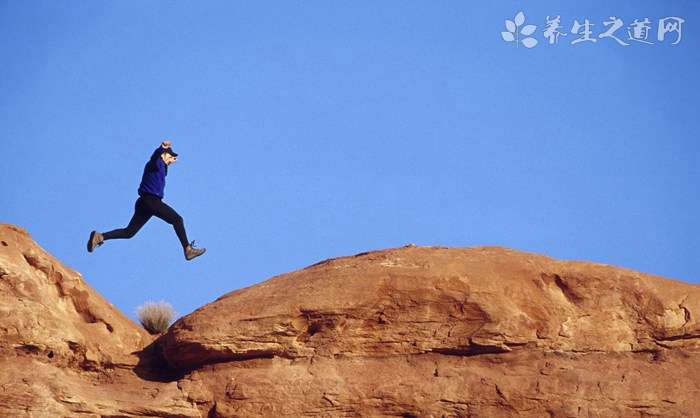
[136,300,176,334]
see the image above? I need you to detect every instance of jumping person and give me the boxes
[87,140,206,261]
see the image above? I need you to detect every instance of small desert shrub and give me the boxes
[136,300,176,334]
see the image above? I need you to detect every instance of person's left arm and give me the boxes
[148,140,172,163]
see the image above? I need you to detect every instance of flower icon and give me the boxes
[501,11,538,48]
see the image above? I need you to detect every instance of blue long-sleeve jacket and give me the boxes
[138,146,168,198]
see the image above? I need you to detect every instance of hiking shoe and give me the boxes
[184,240,206,261]
[87,230,104,253]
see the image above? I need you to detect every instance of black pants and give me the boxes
[103,194,189,249]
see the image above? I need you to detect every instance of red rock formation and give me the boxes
[1,223,699,417]
[0,224,199,417]
[160,245,700,417]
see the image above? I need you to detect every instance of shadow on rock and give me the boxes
[133,334,188,382]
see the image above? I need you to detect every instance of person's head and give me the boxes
[161,149,178,165]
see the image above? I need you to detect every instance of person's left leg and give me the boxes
[89,196,151,252]
[102,197,152,241]
[150,199,190,249]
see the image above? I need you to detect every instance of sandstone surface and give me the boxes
[160,244,700,417]
[0,224,199,417]
[1,223,699,417]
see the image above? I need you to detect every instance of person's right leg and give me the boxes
[102,197,152,240]
[146,198,190,249]
[144,196,206,260]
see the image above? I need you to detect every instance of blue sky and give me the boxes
[1,1,698,323]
